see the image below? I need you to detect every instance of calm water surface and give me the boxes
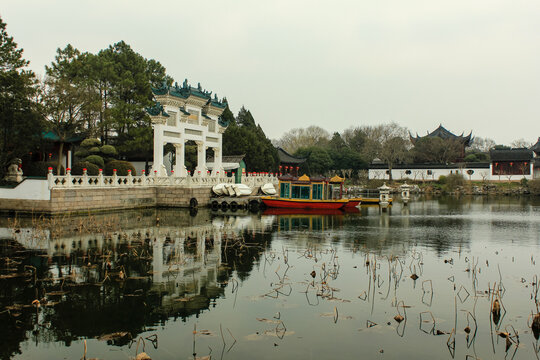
[1,196,540,360]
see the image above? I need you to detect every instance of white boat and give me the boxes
[225,184,236,196]
[260,183,276,195]
[212,183,226,196]
[233,184,252,196]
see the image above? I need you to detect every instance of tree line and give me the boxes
[274,124,532,179]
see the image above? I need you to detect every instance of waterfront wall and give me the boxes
[0,183,213,214]
[0,172,277,214]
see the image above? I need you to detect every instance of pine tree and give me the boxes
[0,16,43,177]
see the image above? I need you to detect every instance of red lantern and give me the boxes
[279,165,282,170]
[510,162,513,166]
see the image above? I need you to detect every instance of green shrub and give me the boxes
[443,173,465,192]
[100,145,117,156]
[438,175,447,184]
[464,154,478,162]
[85,155,105,169]
[80,138,101,147]
[88,146,100,154]
[520,178,529,187]
[74,149,89,158]
[105,160,136,176]
[530,179,540,195]
[25,161,64,176]
[71,161,100,176]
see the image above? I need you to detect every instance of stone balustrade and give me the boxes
[241,172,279,188]
[47,168,278,189]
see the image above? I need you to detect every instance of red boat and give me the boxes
[261,174,348,210]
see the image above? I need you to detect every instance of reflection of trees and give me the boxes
[0,210,274,358]
[221,230,272,281]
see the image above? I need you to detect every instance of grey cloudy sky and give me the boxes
[3,0,540,145]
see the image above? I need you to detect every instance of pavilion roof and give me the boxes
[206,154,245,163]
[410,124,473,146]
[277,147,307,164]
[41,131,83,143]
[530,137,540,154]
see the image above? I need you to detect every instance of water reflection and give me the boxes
[0,197,539,360]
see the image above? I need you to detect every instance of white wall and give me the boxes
[0,179,51,200]
[368,165,535,182]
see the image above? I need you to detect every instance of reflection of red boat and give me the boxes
[261,197,348,209]
[261,174,348,210]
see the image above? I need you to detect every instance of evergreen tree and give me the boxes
[0,16,43,177]
[222,105,278,172]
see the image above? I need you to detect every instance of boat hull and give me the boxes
[261,197,348,209]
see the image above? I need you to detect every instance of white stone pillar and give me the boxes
[212,147,223,177]
[67,150,72,170]
[195,140,207,177]
[173,142,187,177]
[151,120,167,176]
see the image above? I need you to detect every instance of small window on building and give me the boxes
[312,183,323,200]
[291,185,310,199]
[405,170,412,175]
[280,183,290,198]
[427,170,433,175]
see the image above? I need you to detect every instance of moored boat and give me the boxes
[261,174,348,210]
[260,183,277,195]
[344,197,393,207]
[232,184,252,196]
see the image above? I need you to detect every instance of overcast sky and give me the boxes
[3,0,540,146]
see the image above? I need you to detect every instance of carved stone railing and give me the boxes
[47,168,235,189]
[241,172,279,188]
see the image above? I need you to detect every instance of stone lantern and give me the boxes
[401,182,411,205]
[378,182,390,208]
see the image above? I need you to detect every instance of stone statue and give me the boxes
[4,158,23,183]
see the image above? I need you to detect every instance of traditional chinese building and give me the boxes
[147,80,229,176]
[489,149,533,178]
[277,147,306,176]
[409,125,473,161]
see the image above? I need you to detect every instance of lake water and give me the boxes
[1,195,540,360]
